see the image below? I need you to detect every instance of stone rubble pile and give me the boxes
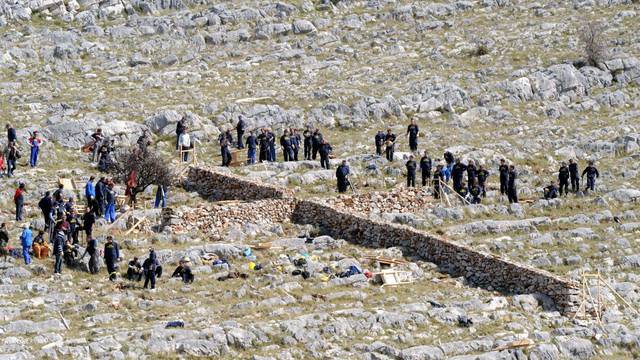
[323,188,434,215]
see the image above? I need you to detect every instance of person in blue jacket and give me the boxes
[85,176,96,205]
[20,223,33,265]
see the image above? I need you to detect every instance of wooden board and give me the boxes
[58,178,76,193]
[374,270,413,286]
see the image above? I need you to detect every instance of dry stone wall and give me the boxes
[187,166,295,201]
[185,167,580,314]
[323,188,434,215]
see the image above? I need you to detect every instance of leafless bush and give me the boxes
[579,21,609,67]
[109,148,174,198]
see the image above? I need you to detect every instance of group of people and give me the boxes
[1,124,46,177]
[544,160,600,199]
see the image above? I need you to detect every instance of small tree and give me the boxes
[109,148,174,200]
[579,21,608,67]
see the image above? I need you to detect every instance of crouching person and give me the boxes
[127,257,143,281]
[172,257,195,284]
[32,230,49,259]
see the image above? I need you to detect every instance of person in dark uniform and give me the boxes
[499,159,509,197]
[303,129,312,160]
[406,119,419,152]
[143,249,161,289]
[469,179,482,204]
[466,160,477,192]
[267,129,276,162]
[257,129,269,163]
[582,161,600,194]
[384,129,396,162]
[80,236,99,274]
[312,129,323,160]
[544,181,559,199]
[103,236,120,281]
[451,159,467,194]
[374,130,385,156]
[53,230,65,274]
[432,164,444,199]
[476,165,490,198]
[175,117,186,150]
[236,116,245,149]
[558,161,570,197]
[246,131,257,165]
[280,130,293,162]
[319,140,332,170]
[127,257,143,281]
[569,159,580,193]
[406,155,417,187]
[336,160,350,193]
[220,137,232,167]
[419,151,432,187]
[507,165,518,203]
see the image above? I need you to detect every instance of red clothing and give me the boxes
[29,137,42,147]
[14,188,23,202]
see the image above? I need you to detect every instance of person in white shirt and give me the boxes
[178,128,192,162]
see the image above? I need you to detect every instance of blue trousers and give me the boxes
[30,147,39,167]
[247,148,256,164]
[22,246,31,265]
[155,192,166,208]
[105,203,116,223]
[586,177,596,192]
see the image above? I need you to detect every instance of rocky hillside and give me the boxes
[1,0,640,359]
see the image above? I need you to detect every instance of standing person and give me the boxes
[82,207,95,239]
[419,151,432,187]
[374,130,385,156]
[20,223,33,265]
[336,160,350,193]
[68,209,80,244]
[175,117,186,150]
[406,155,417,187]
[507,165,518,204]
[90,128,104,162]
[319,140,332,170]
[6,141,18,177]
[432,164,444,199]
[384,129,396,162]
[104,236,120,281]
[267,129,276,162]
[38,192,53,231]
[236,116,245,149]
[81,236,99,274]
[52,230,65,273]
[406,119,419,153]
[104,182,116,223]
[143,249,160,289]
[28,131,42,167]
[466,160,477,191]
[95,177,106,216]
[136,130,151,152]
[154,184,167,209]
[0,223,9,262]
[245,131,257,165]
[257,129,269,163]
[311,129,323,160]
[220,137,232,167]
[569,159,580,193]
[451,159,467,194]
[280,130,293,162]
[499,159,509,198]
[558,162,570,197]
[14,183,25,221]
[85,176,96,205]
[443,151,455,175]
[178,128,192,162]
[291,129,301,161]
[476,165,490,198]
[582,161,600,194]
[6,123,16,144]
[303,129,312,160]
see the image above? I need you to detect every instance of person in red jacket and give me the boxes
[14,183,25,221]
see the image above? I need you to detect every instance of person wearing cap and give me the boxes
[143,248,161,289]
[172,257,194,284]
[20,223,33,265]
[14,183,25,221]
[28,131,42,167]
[104,236,121,281]
[127,257,143,281]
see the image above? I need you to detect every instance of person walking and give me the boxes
[14,183,25,221]
[582,160,600,194]
[81,236,100,274]
[20,223,33,265]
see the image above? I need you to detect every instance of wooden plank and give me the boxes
[124,216,147,236]
[494,339,534,351]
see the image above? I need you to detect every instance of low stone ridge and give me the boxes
[323,188,434,215]
[185,167,580,314]
[161,199,296,239]
[186,166,295,201]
